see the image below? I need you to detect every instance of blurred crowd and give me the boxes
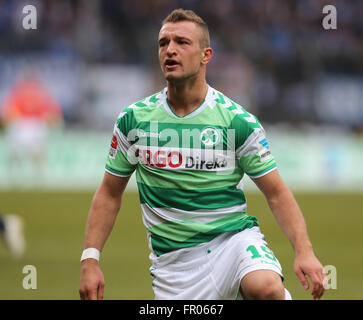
[0,0,362,129]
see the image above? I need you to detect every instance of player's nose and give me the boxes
[166,41,177,56]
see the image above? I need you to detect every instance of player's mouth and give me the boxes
[165,59,180,70]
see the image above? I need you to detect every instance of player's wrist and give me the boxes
[81,259,100,270]
[80,247,101,263]
[293,242,314,257]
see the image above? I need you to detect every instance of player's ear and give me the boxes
[201,47,213,65]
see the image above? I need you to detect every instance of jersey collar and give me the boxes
[161,85,214,119]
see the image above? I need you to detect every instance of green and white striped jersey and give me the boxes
[105,86,276,256]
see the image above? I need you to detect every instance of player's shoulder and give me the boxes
[209,87,262,130]
[116,89,164,121]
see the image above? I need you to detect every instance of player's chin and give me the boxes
[165,73,185,84]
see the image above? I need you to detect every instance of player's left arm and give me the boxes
[252,169,325,300]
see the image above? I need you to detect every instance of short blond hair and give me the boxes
[162,8,210,48]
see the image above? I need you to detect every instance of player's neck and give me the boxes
[166,78,208,117]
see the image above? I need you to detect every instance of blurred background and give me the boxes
[0,0,362,299]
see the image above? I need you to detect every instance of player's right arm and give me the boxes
[79,172,131,300]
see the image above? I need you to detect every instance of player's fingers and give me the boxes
[317,268,326,299]
[81,284,98,300]
[79,287,86,300]
[295,267,309,290]
[312,283,324,300]
[311,282,320,299]
[318,272,326,299]
[310,272,324,299]
[317,273,326,299]
[79,284,89,300]
[87,288,98,300]
[318,285,325,300]
[97,282,105,300]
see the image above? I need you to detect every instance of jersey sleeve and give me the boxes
[105,109,138,177]
[233,114,277,178]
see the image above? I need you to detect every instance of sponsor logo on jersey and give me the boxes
[136,146,234,171]
[109,135,118,159]
[137,130,160,138]
[258,138,272,162]
[111,135,118,149]
[258,138,270,149]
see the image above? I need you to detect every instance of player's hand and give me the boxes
[79,259,105,300]
[294,252,325,300]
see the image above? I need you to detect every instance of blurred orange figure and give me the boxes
[0,72,63,184]
[1,76,62,125]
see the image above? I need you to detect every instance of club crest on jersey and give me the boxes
[200,127,221,147]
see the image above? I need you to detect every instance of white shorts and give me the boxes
[149,226,287,300]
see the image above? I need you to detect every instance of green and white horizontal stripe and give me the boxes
[149,212,258,256]
[136,163,243,190]
[137,182,246,211]
[141,203,248,226]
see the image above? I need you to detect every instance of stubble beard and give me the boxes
[164,68,199,86]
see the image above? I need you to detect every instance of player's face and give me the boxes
[158,21,206,84]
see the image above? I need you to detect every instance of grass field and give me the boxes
[0,190,362,300]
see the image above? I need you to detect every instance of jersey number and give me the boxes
[246,245,277,261]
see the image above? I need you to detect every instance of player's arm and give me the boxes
[252,169,325,300]
[79,172,131,300]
